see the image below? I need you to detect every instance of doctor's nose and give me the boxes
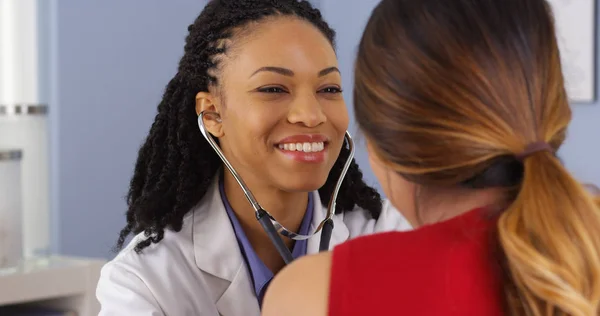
[287,94,327,128]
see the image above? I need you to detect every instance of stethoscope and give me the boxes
[197,111,355,264]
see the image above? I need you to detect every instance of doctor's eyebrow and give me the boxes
[249,66,340,78]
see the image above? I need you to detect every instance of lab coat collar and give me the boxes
[193,178,261,314]
[192,177,351,315]
[215,264,258,315]
[193,178,351,280]
[193,177,244,282]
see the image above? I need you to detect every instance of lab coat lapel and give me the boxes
[193,178,260,315]
[307,191,350,253]
[215,265,260,316]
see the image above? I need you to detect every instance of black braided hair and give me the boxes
[115,0,382,253]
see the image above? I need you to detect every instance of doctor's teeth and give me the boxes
[279,142,325,152]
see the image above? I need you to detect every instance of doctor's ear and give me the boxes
[196,92,224,137]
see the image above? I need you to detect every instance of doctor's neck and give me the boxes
[222,170,307,270]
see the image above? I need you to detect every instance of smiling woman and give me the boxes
[196,16,348,193]
[95,1,410,316]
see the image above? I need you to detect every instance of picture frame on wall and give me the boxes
[547,0,596,103]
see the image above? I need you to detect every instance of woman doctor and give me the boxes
[95,1,410,315]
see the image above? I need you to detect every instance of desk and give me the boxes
[0,256,105,316]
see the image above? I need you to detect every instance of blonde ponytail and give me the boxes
[498,152,600,315]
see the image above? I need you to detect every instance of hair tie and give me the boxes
[515,141,553,161]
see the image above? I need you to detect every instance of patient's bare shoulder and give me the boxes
[262,252,333,316]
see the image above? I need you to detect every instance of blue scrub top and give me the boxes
[219,176,314,306]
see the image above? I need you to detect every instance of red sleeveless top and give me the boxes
[329,208,504,316]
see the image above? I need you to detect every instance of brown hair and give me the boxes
[354,0,600,315]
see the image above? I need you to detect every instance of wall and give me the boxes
[549,2,600,187]
[321,0,384,192]
[50,0,205,258]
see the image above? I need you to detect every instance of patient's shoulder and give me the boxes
[262,252,332,316]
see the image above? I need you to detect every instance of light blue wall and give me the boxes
[50,1,206,258]
[321,0,384,193]
[542,4,600,187]
[49,0,599,258]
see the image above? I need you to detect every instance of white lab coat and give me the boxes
[96,177,411,316]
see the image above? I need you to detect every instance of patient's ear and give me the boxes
[196,92,224,137]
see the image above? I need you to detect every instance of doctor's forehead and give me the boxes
[226,17,338,77]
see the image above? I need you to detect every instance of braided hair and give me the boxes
[116,0,382,253]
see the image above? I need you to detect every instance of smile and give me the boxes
[274,134,329,163]
[277,142,325,152]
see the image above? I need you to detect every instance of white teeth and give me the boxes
[302,143,311,152]
[278,142,325,152]
[311,142,319,152]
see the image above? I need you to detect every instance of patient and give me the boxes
[262,0,600,315]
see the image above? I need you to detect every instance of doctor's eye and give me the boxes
[257,86,288,94]
[319,86,343,94]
